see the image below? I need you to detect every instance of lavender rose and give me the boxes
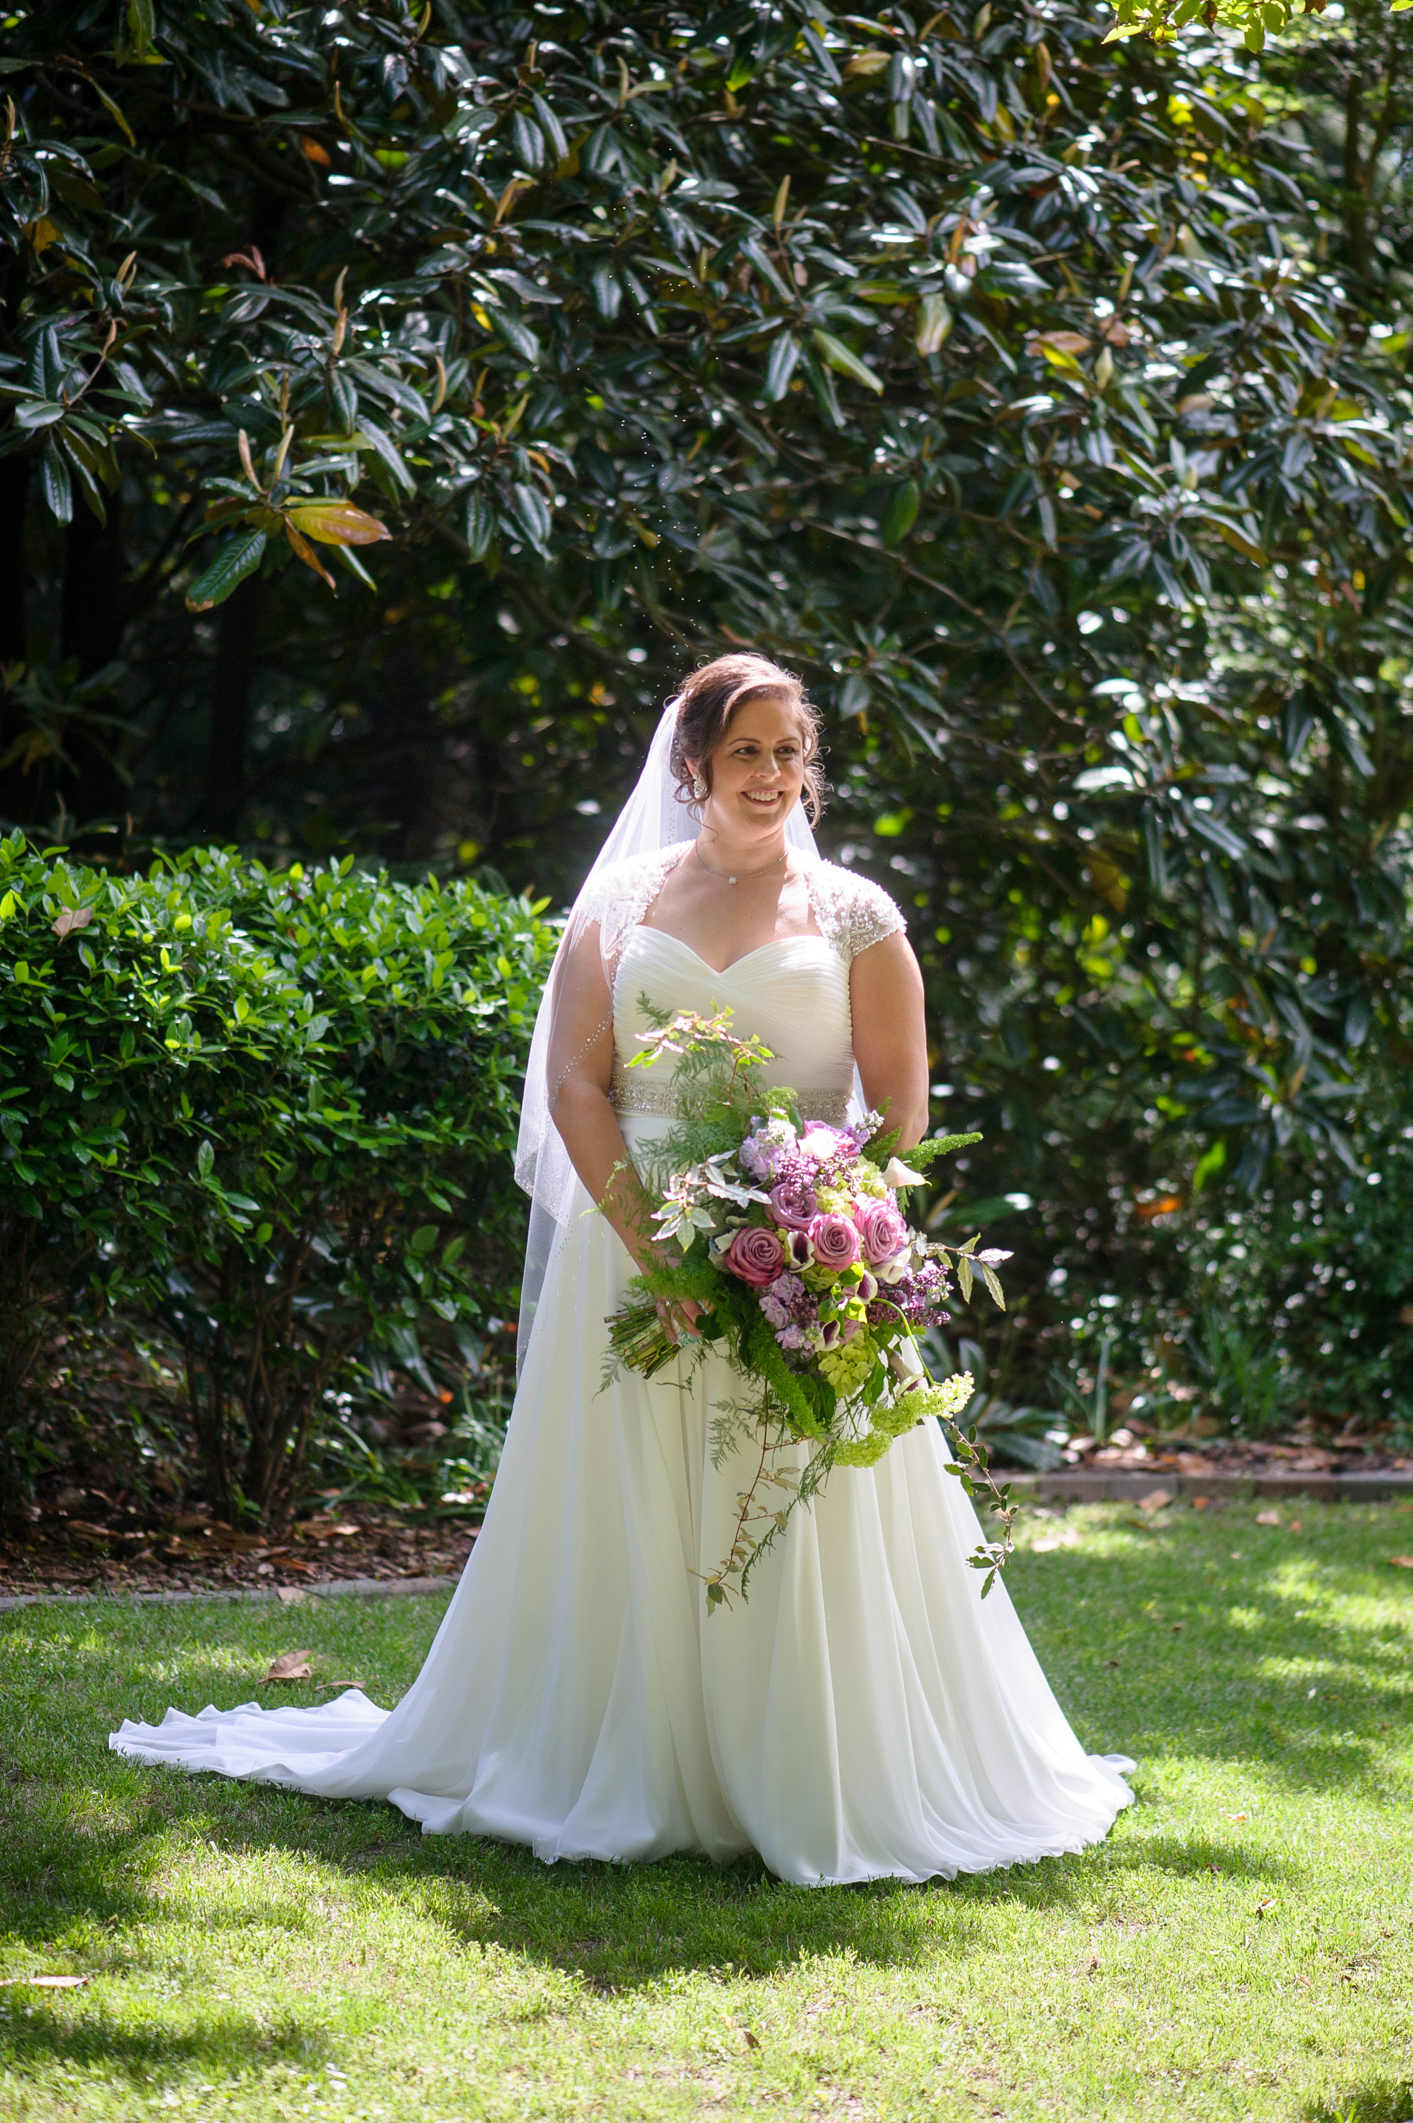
[723,1223,787,1287]
[768,1177,816,1231]
[855,1198,909,1268]
[806,1211,862,1273]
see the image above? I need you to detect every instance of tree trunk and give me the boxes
[200,573,266,839]
[0,454,31,827]
[59,497,128,826]
[1343,70,1370,281]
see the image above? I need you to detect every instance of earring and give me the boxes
[692,776,707,800]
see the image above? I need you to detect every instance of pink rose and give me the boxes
[855,1198,909,1268]
[806,1212,861,1273]
[769,1178,816,1231]
[724,1224,787,1287]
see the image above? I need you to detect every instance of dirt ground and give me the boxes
[0,1498,479,1600]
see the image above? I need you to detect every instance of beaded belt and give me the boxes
[610,1067,850,1127]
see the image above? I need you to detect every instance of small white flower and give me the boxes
[881,1156,927,1188]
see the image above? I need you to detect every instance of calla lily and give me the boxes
[889,1338,926,1381]
[881,1156,927,1188]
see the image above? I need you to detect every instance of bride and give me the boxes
[112,653,1133,1886]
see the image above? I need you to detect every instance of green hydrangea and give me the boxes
[818,1328,878,1400]
[832,1369,975,1468]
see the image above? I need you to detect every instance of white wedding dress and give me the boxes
[111,856,1133,1886]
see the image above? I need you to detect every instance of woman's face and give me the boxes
[695,692,808,838]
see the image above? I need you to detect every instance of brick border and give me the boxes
[0,1573,458,1615]
[1008,1470,1413,1504]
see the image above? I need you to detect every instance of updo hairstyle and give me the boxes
[668,653,825,825]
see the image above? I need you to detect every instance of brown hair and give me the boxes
[668,653,825,825]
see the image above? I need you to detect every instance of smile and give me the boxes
[743,790,783,804]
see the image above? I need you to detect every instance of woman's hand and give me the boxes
[655,1294,705,1344]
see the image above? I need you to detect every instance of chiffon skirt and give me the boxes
[111,1179,1133,1886]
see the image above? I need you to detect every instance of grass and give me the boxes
[1,1499,1412,2123]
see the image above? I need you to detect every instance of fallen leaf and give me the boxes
[265,1649,314,1682]
[1106,1658,1120,1669]
[1191,1495,1212,1510]
[743,2028,760,2050]
[1254,1898,1275,1918]
[1388,1556,1413,1569]
[1256,1510,1282,1526]
[51,907,94,941]
[1229,1551,1243,1560]
[1226,1811,1248,1823]
[0,1974,89,1988]
[1138,1488,1174,1513]
[275,1587,307,1606]
[1171,1621,1184,1632]
[1289,1518,1303,1533]
[1207,1862,1220,1876]
[1293,1972,1312,1990]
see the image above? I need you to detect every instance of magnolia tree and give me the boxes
[5,0,1413,1398]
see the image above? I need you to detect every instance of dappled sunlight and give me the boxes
[4,1526,1412,2118]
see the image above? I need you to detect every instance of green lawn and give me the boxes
[2,1498,1411,2123]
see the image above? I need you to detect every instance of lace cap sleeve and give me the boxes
[579,848,680,975]
[807,862,907,963]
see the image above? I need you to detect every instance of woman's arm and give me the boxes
[849,930,930,1151]
[546,925,656,1267]
[547,928,704,1339]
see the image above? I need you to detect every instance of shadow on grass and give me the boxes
[1302,2077,1413,2123]
[0,2001,321,2086]
[1,1508,1406,2013]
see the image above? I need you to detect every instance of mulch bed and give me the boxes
[1057,1431,1413,1479]
[0,1498,480,1603]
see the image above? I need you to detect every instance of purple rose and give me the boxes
[769,1177,816,1231]
[806,1212,861,1273]
[855,1198,909,1268]
[724,1224,786,1287]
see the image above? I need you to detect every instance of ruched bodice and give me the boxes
[612,927,855,1119]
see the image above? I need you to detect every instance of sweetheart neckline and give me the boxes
[623,926,839,980]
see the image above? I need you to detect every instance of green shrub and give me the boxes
[0,838,556,1523]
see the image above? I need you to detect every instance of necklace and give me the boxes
[693,841,788,888]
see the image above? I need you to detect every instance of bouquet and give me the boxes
[604,1004,1016,1607]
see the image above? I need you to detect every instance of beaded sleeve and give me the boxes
[581,849,683,980]
[805,862,906,963]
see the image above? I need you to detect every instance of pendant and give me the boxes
[728,876,738,885]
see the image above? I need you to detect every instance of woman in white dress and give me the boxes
[112,654,1133,1886]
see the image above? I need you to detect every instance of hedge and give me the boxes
[0,838,557,1526]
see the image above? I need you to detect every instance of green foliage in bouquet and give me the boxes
[601,1007,1016,1605]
